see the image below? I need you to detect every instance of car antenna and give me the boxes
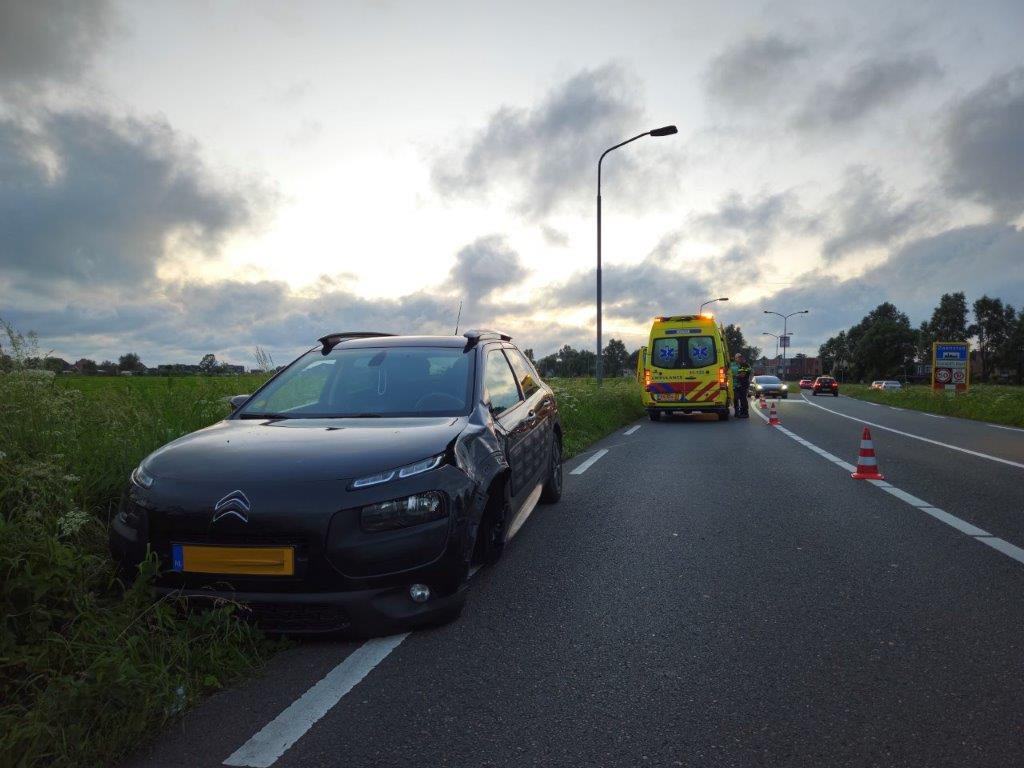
[454,299,463,335]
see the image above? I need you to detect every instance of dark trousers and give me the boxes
[734,385,749,415]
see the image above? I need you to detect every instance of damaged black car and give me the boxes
[110,330,562,634]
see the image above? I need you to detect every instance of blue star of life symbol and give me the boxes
[691,344,709,361]
[658,346,674,361]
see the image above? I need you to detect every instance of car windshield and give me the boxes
[755,376,781,385]
[239,346,473,418]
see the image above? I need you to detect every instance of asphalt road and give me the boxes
[124,396,1024,768]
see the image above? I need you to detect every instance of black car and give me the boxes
[110,330,562,635]
[749,375,789,399]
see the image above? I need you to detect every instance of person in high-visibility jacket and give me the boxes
[730,353,752,418]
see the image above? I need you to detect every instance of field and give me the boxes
[1,372,643,768]
[841,383,1024,427]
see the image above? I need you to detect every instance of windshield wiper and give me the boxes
[238,413,294,419]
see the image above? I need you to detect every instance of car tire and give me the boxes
[833,392,838,397]
[717,409,730,421]
[474,479,509,565]
[539,434,563,504]
[648,409,660,421]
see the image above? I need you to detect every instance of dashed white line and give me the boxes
[922,413,945,419]
[570,448,609,475]
[988,423,1024,432]
[755,406,1024,569]
[889,406,905,412]
[624,425,642,436]
[800,394,1024,470]
[223,634,409,767]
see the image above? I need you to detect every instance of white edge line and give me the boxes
[760,405,1024,568]
[799,394,1024,470]
[624,425,642,436]
[570,448,609,475]
[988,423,1024,432]
[223,634,409,767]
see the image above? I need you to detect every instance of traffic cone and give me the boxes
[759,394,767,410]
[768,400,780,425]
[851,427,885,480]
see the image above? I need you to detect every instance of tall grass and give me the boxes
[548,377,646,457]
[842,383,1024,427]
[0,323,277,768]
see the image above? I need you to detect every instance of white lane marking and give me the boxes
[976,537,1024,565]
[624,425,642,436]
[988,423,1024,432]
[223,634,409,767]
[570,448,608,475]
[800,394,1024,470]
[758,408,1024,568]
[889,406,905,412]
[922,413,945,419]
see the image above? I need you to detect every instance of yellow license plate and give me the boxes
[172,544,295,576]
[653,393,681,402]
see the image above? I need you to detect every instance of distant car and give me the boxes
[111,330,563,635]
[812,376,839,396]
[798,378,813,389]
[879,380,903,390]
[869,380,884,389]
[750,375,788,399]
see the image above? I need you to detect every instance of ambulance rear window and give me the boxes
[650,336,717,369]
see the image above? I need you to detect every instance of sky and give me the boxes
[1,0,1023,367]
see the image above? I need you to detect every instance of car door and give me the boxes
[504,346,553,489]
[482,347,531,510]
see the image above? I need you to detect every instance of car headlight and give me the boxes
[131,464,155,489]
[351,454,444,489]
[361,492,446,532]
[781,384,788,390]
[755,385,762,390]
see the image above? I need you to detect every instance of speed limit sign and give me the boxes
[952,369,966,384]
[936,369,951,383]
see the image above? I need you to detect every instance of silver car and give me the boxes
[750,375,789,399]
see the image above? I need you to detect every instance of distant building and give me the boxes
[754,355,821,378]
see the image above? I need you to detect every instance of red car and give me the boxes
[798,378,813,389]
[812,376,839,397]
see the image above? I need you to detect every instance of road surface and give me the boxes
[123,394,1024,768]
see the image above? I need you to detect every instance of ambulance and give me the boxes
[636,314,733,421]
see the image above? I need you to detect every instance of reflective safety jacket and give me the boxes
[731,362,751,387]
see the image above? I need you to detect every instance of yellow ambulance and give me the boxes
[636,314,733,421]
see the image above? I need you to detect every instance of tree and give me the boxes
[971,296,1011,381]
[928,292,970,342]
[1003,310,1024,384]
[98,360,118,375]
[42,357,70,373]
[198,353,218,374]
[722,323,760,363]
[521,348,536,364]
[847,303,916,381]
[602,338,629,377]
[75,358,98,374]
[118,352,143,373]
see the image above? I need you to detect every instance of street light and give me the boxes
[763,309,809,380]
[762,331,780,374]
[699,297,729,315]
[596,124,678,386]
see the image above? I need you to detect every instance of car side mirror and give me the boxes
[229,394,250,410]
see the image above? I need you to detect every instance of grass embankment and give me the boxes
[548,377,646,457]
[842,383,1024,427]
[1,372,277,768]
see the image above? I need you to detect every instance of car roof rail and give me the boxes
[462,329,512,347]
[317,331,394,353]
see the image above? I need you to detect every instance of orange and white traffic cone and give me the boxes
[759,394,767,410]
[768,400,780,425]
[851,427,885,480]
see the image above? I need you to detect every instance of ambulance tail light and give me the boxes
[644,369,652,387]
[718,367,727,388]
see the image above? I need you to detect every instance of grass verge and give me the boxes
[841,383,1024,427]
[548,377,646,457]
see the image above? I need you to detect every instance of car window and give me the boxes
[241,346,472,417]
[506,349,540,398]
[756,376,781,384]
[651,336,717,369]
[484,349,522,415]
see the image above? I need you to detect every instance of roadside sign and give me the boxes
[931,341,969,393]
[780,335,791,349]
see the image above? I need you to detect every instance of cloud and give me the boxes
[694,189,814,253]
[0,110,269,288]
[432,64,671,220]
[822,166,928,257]
[943,68,1024,220]
[795,53,942,131]
[704,34,809,108]
[0,0,114,89]
[445,235,527,299]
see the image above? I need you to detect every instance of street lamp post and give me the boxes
[699,297,729,315]
[596,124,677,386]
[763,309,809,381]
[762,332,780,374]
